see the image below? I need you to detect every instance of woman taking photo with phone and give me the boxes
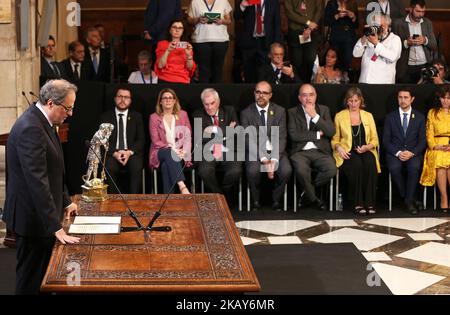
[154,19,196,84]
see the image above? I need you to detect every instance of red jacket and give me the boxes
[154,40,196,83]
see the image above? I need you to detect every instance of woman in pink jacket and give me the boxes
[149,88,192,193]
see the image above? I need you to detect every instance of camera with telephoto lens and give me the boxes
[363,25,382,37]
[421,65,439,81]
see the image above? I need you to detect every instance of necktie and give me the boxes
[274,68,281,84]
[118,113,125,150]
[212,115,222,160]
[51,62,60,77]
[255,4,263,36]
[74,64,80,80]
[260,109,266,126]
[402,113,408,135]
[92,51,99,74]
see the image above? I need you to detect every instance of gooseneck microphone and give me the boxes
[22,91,31,106]
[29,91,39,100]
[84,140,170,233]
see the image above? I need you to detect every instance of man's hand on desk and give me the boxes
[55,228,80,244]
[64,202,78,220]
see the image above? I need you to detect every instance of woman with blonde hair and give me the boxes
[331,87,380,214]
[149,88,192,194]
[420,85,450,212]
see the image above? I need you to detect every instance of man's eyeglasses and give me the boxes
[255,90,272,96]
[116,95,131,100]
[56,102,74,113]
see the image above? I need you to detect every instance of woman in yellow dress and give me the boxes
[420,86,450,212]
[331,87,381,214]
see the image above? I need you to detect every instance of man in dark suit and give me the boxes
[383,88,426,214]
[257,43,301,84]
[84,27,111,82]
[40,35,65,85]
[2,80,80,294]
[288,84,336,211]
[234,0,283,83]
[392,0,438,83]
[61,41,93,82]
[193,88,242,205]
[100,87,145,194]
[240,81,292,211]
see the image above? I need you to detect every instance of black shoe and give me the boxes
[252,201,261,212]
[415,200,424,211]
[272,201,282,212]
[313,199,327,211]
[405,202,418,215]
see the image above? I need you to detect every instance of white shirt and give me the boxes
[36,102,53,127]
[404,15,427,66]
[188,0,232,43]
[128,71,158,84]
[395,107,413,157]
[70,59,81,75]
[89,47,101,65]
[163,114,176,148]
[255,103,273,153]
[301,106,320,150]
[353,32,402,84]
[115,108,129,150]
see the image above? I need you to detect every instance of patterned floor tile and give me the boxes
[362,252,392,262]
[235,220,321,236]
[267,236,302,245]
[363,218,448,232]
[396,242,450,268]
[407,233,444,241]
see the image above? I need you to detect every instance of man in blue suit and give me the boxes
[235,0,282,83]
[383,88,426,214]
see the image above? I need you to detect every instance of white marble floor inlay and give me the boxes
[235,220,321,236]
[362,252,392,262]
[240,236,262,246]
[396,242,450,268]
[407,233,444,241]
[371,263,445,295]
[308,228,403,251]
[363,218,448,232]
[325,219,358,227]
[267,236,302,245]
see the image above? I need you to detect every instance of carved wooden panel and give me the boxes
[41,194,260,293]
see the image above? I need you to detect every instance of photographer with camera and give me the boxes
[353,13,401,84]
[392,0,438,83]
[418,59,450,84]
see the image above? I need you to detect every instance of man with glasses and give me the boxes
[240,81,292,211]
[288,84,336,211]
[100,87,145,194]
[3,79,81,294]
[392,0,438,83]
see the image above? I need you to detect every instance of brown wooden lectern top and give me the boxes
[41,194,260,293]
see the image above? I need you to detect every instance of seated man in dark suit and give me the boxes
[257,43,301,85]
[240,81,292,211]
[193,88,242,206]
[100,87,145,194]
[61,41,93,82]
[84,27,111,82]
[40,35,65,85]
[288,84,337,211]
[383,88,426,214]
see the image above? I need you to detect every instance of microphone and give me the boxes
[29,91,39,100]
[22,91,31,106]
[145,135,203,232]
[83,140,157,234]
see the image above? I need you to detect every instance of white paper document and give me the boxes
[69,224,120,234]
[299,35,312,44]
[73,216,121,225]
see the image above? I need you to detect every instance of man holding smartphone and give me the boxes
[392,0,437,83]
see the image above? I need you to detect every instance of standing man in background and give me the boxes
[3,80,81,294]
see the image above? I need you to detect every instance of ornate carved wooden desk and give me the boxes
[41,194,260,293]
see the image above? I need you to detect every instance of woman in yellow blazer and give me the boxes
[331,87,381,214]
[420,86,450,212]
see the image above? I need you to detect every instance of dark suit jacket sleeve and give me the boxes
[129,112,145,155]
[412,114,427,156]
[278,107,288,154]
[17,125,62,234]
[316,106,335,138]
[382,114,397,156]
[287,107,320,143]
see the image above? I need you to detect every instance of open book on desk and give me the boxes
[69,216,121,234]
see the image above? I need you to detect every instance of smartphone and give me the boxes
[283,60,291,67]
[412,34,419,39]
[175,41,188,49]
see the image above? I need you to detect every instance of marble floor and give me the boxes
[236,214,450,295]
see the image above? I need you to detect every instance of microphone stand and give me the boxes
[86,141,170,233]
[22,91,31,106]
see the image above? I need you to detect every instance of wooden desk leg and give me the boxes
[3,229,16,248]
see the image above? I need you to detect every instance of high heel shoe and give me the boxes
[354,206,366,215]
[367,206,376,215]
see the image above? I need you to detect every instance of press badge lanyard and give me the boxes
[371,31,390,62]
[140,71,151,84]
[204,0,216,12]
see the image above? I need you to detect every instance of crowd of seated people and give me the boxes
[40,0,448,86]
